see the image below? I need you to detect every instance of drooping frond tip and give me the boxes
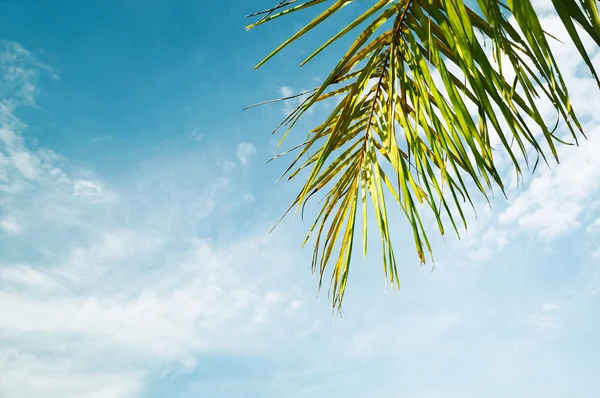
[247,0,600,311]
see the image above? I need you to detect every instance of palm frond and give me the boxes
[248,0,600,311]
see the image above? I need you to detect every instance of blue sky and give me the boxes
[0,1,599,397]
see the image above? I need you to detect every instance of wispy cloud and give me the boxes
[587,218,600,233]
[235,142,256,166]
[0,41,311,396]
[278,85,313,116]
[0,349,143,398]
[0,216,23,234]
[0,40,56,106]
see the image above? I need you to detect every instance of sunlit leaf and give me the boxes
[247,0,600,311]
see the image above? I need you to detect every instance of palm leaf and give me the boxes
[247,0,600,311]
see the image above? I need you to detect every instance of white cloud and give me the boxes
[189,128,203,142]
[221,159,236,171]
[0,159,307,396]
[280,86,297,116]
[455,14,600,250]
[73,179,103,199]
[278,85,313,116]
[10,150,41,179]
[498,124,600,239]
[279,85,293,98]
[0,217,23,234]
[530,0,555,12]
[587,218,600,233]
[0,231,302,384]
[0,124,46,188]
[481,227,509,250]
[0,41,181,397]
[0,46,300,392]
[236,142,256,166]
[542,302,559,312]
[468,246,493,262]
[288,300,305,312]
[243,191,255,202]
[0,42,77,197]
[0,349,142,398]
[0,264,58,291]
[0,40,55,105]
[279,86,295,116]
[0,126,18,145]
